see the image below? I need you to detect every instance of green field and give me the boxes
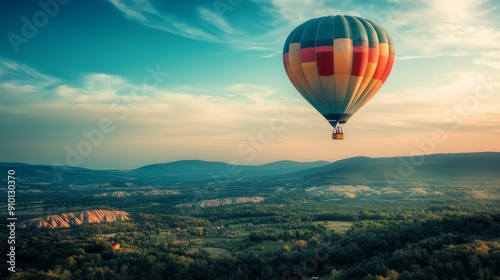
[240,242,288,254]
[320,221,354,233]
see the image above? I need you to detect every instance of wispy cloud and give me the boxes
[107,0,279,51]
[0,58,60,89]
[108,0,155,22]
[388,0,500,62]
[108,0,218,42]
[474,51,500,70]
[198,7,238,35]
[55,73,144,103]
[0,58,61,105]
[0,59,292,136]
[353,71,500,136]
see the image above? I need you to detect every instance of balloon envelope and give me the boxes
[283,15,395,127]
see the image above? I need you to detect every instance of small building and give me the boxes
[111,242,120,250]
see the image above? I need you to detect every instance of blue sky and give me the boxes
[1,0,499,169]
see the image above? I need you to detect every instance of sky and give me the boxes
[0,0,499,169]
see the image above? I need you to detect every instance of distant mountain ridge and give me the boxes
[134,160,331,181]
[0,160,331,184]
[287,152,500,186]
[1,152,498,186]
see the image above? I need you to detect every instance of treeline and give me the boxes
[249,223,330,242]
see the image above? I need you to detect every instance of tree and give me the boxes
[295,240,307,250]
[282,244,291,253]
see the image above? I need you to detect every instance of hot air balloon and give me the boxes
[283,15,395,140]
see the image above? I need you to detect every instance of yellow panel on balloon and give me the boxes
[333,38,352,76]
[344,75,364,111]
[319,76,336,111]
[356,62,378,100]
[334,74,350,111]
[302,62,321,89]
[303,62,329,111]
[379,43,389,56]
[348,80,383,114]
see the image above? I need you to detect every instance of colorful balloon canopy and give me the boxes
[283,15,395,127]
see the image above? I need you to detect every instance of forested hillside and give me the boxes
[1,152,499,279]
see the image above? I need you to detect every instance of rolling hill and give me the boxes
[133,159,330,181]
[284,152,500,187]
[0,160,330,186]
[1,152,498,190]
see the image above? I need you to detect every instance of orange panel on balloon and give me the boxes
[381,54,395,82]
[372,56,388,81]
[357,62,378,97]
